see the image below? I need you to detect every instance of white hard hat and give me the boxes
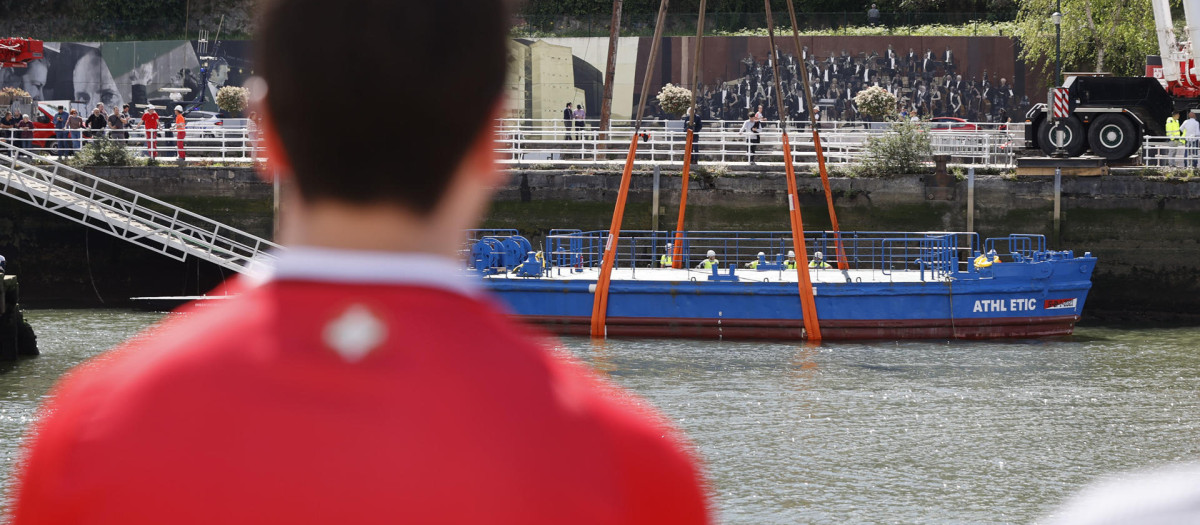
[757,251,765,256]
[174,105,183,112]
[788,250,796,257]
[815,251,824,258]
[707,250,716,257]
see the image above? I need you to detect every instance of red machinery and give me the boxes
[0,38,43,68]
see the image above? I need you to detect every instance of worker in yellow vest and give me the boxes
[808,251,832,268]
[659,243,673,268]
[697,249,719,270]
[784,250,797,269]
[745,251,766,269]
[1167,112,1185,167]
[973,249,1002,269]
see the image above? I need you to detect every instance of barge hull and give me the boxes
[518,314,1081,340]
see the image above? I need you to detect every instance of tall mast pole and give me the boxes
[670,0,707,268]
[590,0,670,338]
[599,0,623,135]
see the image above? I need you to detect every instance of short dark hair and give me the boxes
[255,0,510,213]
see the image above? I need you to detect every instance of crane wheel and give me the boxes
[1087,113,1141,160]
[1038,115,1087,157]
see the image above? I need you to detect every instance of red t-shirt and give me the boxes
[141,111,159,129]
[12,254,709,524]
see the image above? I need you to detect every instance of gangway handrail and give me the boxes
[0,142,280,273]
[5,157,266,261]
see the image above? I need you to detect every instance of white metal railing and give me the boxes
[497,117,1021,133]
[0,141,280,273]
[0,125,261,160]
[1141,135,1200,168]
[0,118,1020,166]
[496,123,1020,167]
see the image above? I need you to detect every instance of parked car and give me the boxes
[929,117,978,132]
[179,110,248,139]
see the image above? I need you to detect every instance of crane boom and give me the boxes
[1151,0,1182,84]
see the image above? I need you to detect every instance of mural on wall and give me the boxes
[0,40,253,119]
[506,37,640,122]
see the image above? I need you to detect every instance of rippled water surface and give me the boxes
[3,310,1200,523]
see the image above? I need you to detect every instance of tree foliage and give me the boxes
[70,136,136,167]
[1014,0,1160,80]
[854,120,932,177]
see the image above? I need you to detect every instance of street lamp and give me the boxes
[1051,6,1066,157]
[1052,7,1062,86]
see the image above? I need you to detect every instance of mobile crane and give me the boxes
[1025,0,1195,160]
[0,38,42,68]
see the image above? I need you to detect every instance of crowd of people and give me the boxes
[648,47,1026,125]
[0,103,255,160]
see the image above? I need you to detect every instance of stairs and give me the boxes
[0,143,280,274]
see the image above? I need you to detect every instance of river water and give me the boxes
[3,310,1200,523]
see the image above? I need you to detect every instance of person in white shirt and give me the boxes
[1181,110,1200,167]
[739,112,760,165]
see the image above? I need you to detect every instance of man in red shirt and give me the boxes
[140,104,159,158]
[10,1,710,524]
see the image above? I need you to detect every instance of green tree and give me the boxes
[1014,0,1160,79]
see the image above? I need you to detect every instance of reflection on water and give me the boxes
[3,311,1200,524]
[0,309,167,509]
[554,329,1200,524]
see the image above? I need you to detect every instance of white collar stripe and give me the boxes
[256,247,481,297]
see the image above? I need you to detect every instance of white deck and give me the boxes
[485,266,942,284]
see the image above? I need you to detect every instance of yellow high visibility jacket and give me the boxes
[809,260,831,269]
[1167,117,1184,144]
[699,258,719,270]
[785,259,797,269]
[660,254,672,267]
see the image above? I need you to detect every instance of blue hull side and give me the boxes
[484,259,1094,340]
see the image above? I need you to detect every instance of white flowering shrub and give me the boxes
[656,83,693,117]
[853,86,898,120]
[215,86,250,114]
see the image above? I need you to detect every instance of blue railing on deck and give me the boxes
[984,234,1046,262]
[464,229,1055,281]
[531,230,985,275]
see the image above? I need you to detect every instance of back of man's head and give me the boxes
[255,0,510,214]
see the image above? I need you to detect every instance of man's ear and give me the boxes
[253,100,293,183]
[458,99,508,187]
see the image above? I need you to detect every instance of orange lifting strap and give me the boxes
[670,0,706,268]
[590,0,670,338]
[784,0,847,271]
[764,0,822,341]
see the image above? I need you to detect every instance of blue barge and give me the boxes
[468,230,1096,340]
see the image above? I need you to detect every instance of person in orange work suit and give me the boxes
[173,104,186,159]
[9,1,711,524]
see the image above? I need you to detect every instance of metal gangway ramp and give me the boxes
[0,143,280,273]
